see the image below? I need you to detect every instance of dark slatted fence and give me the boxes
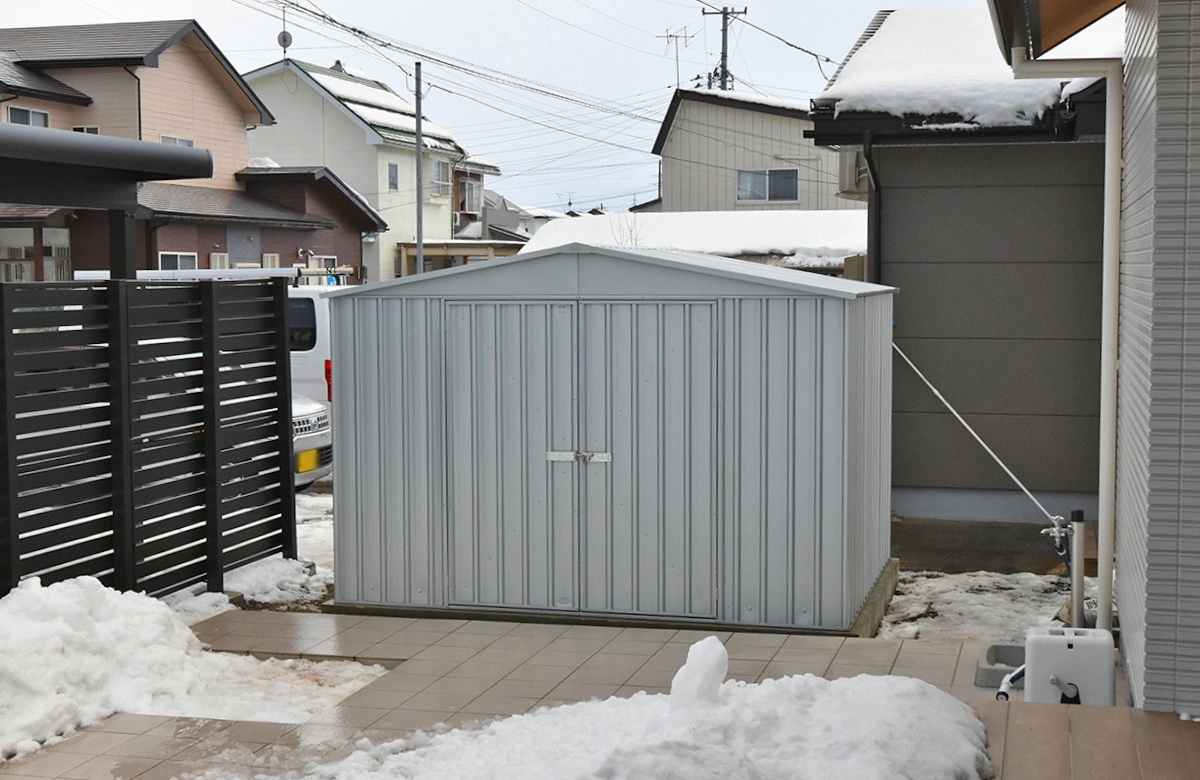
[0,278,296,598]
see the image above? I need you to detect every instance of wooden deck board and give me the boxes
[1069,705,1140,779]
[1129,708,1200,779]
[971,700,1008,779]
[1000,702,1071,779]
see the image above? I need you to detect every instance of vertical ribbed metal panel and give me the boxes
[722,296,856,629]
[445,302,577,610]
[333,296,445,608]
[579,302,717,618]
[843,293,893,626]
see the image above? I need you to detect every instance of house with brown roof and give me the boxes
[0,20,385,282]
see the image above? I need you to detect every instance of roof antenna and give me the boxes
[277,8,292,59]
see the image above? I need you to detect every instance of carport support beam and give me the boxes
[108,209,138,280]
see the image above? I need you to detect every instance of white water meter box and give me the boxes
[1024,627,1115,705]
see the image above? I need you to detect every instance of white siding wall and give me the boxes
[659,99,862,213]
[1118,0,1200,714]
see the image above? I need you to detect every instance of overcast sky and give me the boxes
[14,0,965,211]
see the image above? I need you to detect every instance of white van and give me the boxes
[287,285,332,414]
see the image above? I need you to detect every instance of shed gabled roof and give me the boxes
[0,20,273,124]
[652,88,810,155]
[326,242,892,301]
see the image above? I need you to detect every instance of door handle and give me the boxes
[546,451,612,463]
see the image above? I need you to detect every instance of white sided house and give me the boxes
[643,88,866,214]
[243,59,499,282]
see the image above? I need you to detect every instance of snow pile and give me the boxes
[879,571,1093,642]
[0,577,382,762]
[246,157,281,168]
[521,210,866,268]
[244,638,992,780]
[165,556,333,625]
[822,5,1124,127]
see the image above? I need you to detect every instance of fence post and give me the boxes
[0,285,18,595]
[107,280,137,591]
[272,278,298,559]
[201,281,224,592]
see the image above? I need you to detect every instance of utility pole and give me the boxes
[657,27,696,89]
[701,6,746,90]
[414,61,424,274]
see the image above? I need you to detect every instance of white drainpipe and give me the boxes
[1010,48,1121,632]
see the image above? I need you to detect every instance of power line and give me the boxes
[693,0,837,77]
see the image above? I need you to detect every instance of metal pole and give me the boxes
[415,61,424,274]
[1071,509,1086,628]
[720,8,729,90]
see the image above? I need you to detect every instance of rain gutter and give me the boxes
[1010,47,1121,633]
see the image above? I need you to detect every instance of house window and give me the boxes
[459,178,481,214]
[160,135,195,147]
[8,107,49,127]
[431,159,452,197]
[736,169,799,202]
[387,163,399,191]
[158,252,198,270]
[72,126,99,134]
[0,261,34,282]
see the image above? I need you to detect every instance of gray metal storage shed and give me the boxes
[327,244,895,631]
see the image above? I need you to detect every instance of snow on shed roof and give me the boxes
[819,5,1124,127]
[520,210,866,269]
[327,242,892,301]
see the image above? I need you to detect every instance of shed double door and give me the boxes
[445,301,717,617]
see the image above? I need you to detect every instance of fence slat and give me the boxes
[0,279,295,599]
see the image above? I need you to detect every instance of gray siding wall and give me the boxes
[878,143,1104,495]
[1117,0,1200,714]
[659,99,863,213]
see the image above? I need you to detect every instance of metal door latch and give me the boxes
[546,451,612,463]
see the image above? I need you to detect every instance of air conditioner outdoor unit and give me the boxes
[210,252,230,269]
[838,149,869,201]
[262,253,280,268]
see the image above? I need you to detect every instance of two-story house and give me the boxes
[0,20,385,282]
[243,59,500,281]
[639,88,866,214]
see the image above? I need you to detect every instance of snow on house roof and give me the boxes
[819,5,1124,127]
[292,60,462,153]
[520,205,567,220]
[520,210,866,269]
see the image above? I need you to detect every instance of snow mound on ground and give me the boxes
[164,557,333,625]
[669,635,727,714]
[879,570,1080,642]
[0,577,383,763]
[228,643,991,780]
[226,557,333,606]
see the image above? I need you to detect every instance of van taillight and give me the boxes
[325,359,332,402]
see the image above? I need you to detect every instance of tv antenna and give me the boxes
[657,26,696,89]
[277,8,292,58]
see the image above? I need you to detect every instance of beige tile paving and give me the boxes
[0,611,1137,779]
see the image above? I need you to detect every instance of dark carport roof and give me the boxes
[138,182,336,230]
